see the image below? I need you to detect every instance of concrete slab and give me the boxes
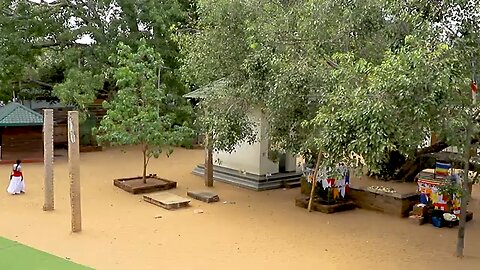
[143,192,190,210]
[187,190,220,203]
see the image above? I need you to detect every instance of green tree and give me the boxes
[180,0,480,181]
[0,0,193,113]
[95,41,194,183]
[185,79,257,186]
[181,0,480,257]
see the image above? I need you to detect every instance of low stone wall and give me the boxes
[300,176,419,217]
[349,187,419,217]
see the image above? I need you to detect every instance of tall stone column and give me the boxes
[43,109,54,211]
[68,111,82,232]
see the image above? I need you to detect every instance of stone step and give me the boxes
[187,190,220,203]
[143,192,190,210]
[192,165,301,191]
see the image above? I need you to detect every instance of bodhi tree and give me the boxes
[180,0,480,181]
[95,41,193,183]
[181,0,479,257]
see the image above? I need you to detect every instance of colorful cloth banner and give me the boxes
[435,162,450,178]
[417,178,461,215]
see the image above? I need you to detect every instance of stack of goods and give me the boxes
[415,162,469,228]
[428,210,460,228]
[409,203,428,225]
[417,178,462,216]
[443,213,459,228]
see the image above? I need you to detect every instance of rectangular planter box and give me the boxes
[349,186,419,217]
[295,195,356,214]
[113,175,177,194]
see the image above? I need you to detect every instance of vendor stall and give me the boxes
[412,162,472,227]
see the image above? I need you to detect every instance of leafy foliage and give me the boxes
[191,79,258,153]
[180,0,480,179]
[95,41,194,180]
[0,0,193,112]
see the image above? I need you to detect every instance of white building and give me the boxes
[184,82,302,190]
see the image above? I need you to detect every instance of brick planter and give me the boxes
[113,174,177,194]
[349,186,419,217]
[295,195,356,214]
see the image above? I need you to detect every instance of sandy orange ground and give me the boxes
[1,147,479,270]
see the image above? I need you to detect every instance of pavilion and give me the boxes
[0,102,43,163]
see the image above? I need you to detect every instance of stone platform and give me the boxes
[187,190,219,203]
[192,164,302,191]
[349,186,419,217]
[300,176,419,217]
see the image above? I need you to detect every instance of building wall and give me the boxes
[1,126,43,160]
[214,109,296,176]
[258,111,279,175]
[285,152,298,172]
[214,109,266,175]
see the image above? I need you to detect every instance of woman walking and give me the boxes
[7,160,25,195]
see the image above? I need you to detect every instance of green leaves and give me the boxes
[53,69,104,111]
[0,0,191,110]
[95,40,194,172]
[181,0,480,176]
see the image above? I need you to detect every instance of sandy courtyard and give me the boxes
[1,147,479,270]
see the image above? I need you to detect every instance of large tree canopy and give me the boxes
[0,0,194,111]
[180,0,480,180]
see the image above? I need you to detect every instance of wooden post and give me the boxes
[307,152,322,212]
[43,109,54,211]
[204,133,213,187]
[68,111,82,233]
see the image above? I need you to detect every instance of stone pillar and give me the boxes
[43,109,54,211]
[68,111,82,232]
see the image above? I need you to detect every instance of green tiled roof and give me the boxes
[0,102,43,127]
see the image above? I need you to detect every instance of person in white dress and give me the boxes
[7,160,25,195]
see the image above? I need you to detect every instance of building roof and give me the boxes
[0,102,43,127]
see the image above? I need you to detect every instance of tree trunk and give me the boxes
[376,141,450,181]
[205,147,214,187]
[395,155,436,182]
[307,151,322,212]
[142,146,148,184]
[457,119,473,258]
[204,133,213,187]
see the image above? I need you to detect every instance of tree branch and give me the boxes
[22,79,54,89]
[417,141,449,156]
[31,40,91,49]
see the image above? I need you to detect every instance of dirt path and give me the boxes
[1,147,479,270]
